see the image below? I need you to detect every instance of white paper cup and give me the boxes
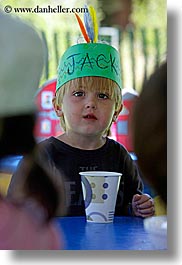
[79,171,122,223]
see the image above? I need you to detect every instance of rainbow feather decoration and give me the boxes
[88,6,98,43]
[84,4,94,42]
[75,5,99,43]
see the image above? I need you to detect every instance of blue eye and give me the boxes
[73,91,85,97]
[98,93,109,99]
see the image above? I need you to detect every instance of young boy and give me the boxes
[8,41,155,218]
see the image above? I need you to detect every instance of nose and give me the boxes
[85,101,97,110]
[85,95,97,109]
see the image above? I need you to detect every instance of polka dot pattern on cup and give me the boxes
[102,194,108,200]
[103,183,109,188]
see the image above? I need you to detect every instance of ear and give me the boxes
[52,97,63,117]
[112,104,123,122]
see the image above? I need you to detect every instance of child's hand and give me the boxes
[132,194,155,218]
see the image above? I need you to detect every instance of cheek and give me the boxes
[102,103,115,117]
[62,102,81,122]
[100,106,115,123]
[62,98,73,115]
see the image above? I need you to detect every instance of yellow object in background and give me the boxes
[0,173,12,196]
[154,195,167,216]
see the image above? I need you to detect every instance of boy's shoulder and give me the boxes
[38,136,54,146]
[106,138,134,164]
[106,137,132,157]
[37,137,58,154]
[106,137,128,152]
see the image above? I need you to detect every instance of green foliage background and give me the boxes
[131,0,166,57]
[0,0,166,90]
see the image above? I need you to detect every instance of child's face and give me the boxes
[60,85,117,137]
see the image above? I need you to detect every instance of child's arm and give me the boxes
[120,152,144,215]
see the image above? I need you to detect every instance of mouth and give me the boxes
[83,114,97,120]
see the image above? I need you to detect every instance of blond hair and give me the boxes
[55,76,122,135]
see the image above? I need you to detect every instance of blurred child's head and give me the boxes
[132,61,167,204]
[22,155,66,222]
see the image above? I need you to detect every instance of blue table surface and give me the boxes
[55,216,167,250]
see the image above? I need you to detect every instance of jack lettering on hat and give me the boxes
[62,52,119,77]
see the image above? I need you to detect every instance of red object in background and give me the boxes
[34,78,62,142]
[113,88,139,152]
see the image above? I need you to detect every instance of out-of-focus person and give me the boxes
[0,11,65,249]
[132,61,167,214]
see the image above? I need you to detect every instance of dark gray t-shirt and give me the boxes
[8,137,143,216]
[36,137,143,216]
